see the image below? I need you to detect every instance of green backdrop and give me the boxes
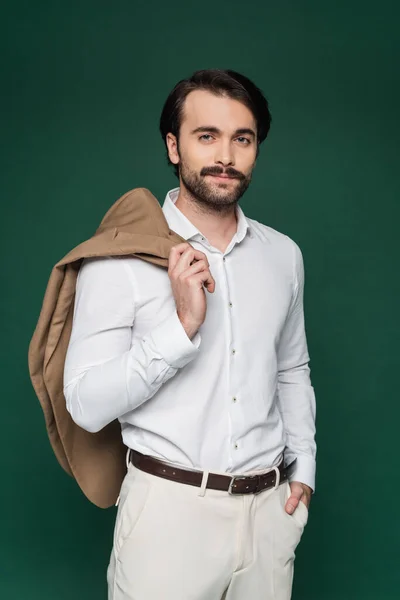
[1,1,399,599]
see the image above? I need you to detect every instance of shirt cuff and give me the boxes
[146,310,201,369]
[288,454,316,493]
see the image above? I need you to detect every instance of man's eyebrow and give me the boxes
[191,126,256,139]
[235,128,257,139]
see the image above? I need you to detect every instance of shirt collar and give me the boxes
[162,187,253,244]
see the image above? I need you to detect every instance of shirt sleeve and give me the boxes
[277,241,317,492]
[63,256,201,433]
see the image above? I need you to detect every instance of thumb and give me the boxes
[285,482,304,515]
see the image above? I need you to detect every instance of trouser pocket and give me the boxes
[113,465,153,560]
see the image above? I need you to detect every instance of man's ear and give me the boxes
[166,133,180,166]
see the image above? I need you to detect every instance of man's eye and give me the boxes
[199,134,213,141]
[237,137,251,144]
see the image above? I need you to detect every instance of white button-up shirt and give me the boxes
[64,188,317,490]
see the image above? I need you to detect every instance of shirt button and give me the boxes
[223,257,226,262]
[232,349,236,355]
[234,443,238,450]
[232,397,237,403]
[229,302,233,307]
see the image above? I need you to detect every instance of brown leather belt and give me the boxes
[130,450,296,495]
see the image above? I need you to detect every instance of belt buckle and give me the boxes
[228,474,262,495]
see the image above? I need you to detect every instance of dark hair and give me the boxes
[159,69,272,178]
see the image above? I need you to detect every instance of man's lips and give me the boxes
[206,174,237,180]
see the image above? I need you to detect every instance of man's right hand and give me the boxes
[168,243,216,339]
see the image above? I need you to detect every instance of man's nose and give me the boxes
[214,141,235,166]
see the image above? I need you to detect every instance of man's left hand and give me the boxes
[285,481,312,515]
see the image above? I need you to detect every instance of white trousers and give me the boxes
[107,461,308,600]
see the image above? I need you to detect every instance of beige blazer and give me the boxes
[28,188,186,509]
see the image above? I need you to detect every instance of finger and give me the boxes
[170,246,209,276]
[182,262,216,293]
[285,495,300,515]
[289,482,305,499]
[187,268,216,293]
[168,244,206,269]
[285,488,304,515]
[181,259,208,277]
[168,242,191,272]
[167,243,192,272]
[287,495,310,512]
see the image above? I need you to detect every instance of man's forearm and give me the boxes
[64,309,201,433]
[277,361,317,491]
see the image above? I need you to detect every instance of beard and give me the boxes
[179,158,253,215]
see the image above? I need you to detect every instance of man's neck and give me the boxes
[174,187,238,253]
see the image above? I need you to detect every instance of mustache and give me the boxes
[200,166,246,180]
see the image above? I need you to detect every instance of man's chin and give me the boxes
[205,179,239,196]
[180,171,247,206]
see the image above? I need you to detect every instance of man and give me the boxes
[63,68,316,599]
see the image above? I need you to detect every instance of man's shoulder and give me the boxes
[247,216,299,251]
[79,255,141,281]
